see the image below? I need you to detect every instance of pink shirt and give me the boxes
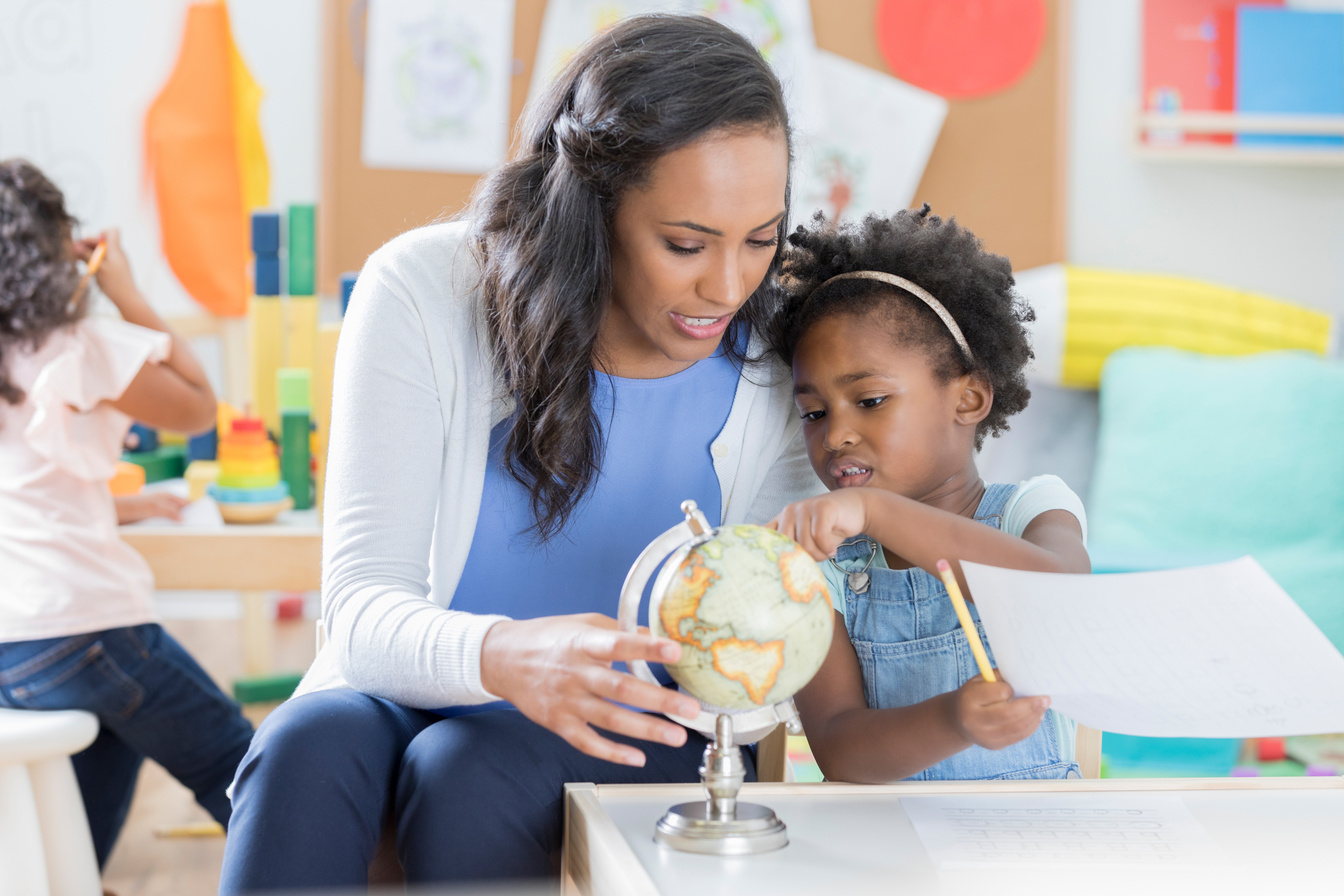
[0,316,170,642]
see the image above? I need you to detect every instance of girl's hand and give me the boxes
[479,613,703,767]
[768,490,869,560]
[114,492,189,524]
[75,229,143,312]
[950,674,1050,750]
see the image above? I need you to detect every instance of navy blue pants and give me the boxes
[218,690,751,892]
[0,624,254,866]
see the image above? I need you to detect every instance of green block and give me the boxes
[121,444,187,483]
[233,672,304,704]
[281,410,312,510]
[276,367,311,411]
[288,203,316,296]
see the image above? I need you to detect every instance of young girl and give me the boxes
[769,206,1090,784]
[0,159,253,866]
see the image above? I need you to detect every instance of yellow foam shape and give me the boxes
[1061,267,1334,388]
[287,295,319,372]
[250,296,283,434]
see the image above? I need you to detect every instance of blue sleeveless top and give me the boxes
[440,347,742,714]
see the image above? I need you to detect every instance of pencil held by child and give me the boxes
[937,559,996,682]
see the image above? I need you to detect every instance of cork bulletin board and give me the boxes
[318,0,1068,295]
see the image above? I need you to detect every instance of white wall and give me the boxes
[0,0,321,319]
[1068,0,1344,315]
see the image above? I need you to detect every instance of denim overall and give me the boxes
[832,482,1079,780]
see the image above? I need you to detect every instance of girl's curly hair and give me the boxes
[767,205,1035,449]
[0,158,83,407]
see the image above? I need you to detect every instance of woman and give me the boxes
[219,15,821,891]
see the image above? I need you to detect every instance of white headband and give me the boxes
[810,271,976,367]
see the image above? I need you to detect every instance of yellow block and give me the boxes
[184,460,220,502]
[1061,267,1335,388]
[313,322,340,513]
[249,296,283,434]
[286,295,319,371]
[217,402,240,438]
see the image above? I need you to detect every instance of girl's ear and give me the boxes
[953,372,993,427]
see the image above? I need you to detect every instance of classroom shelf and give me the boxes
[1132,110,1344,165]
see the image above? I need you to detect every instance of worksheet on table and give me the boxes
[901,794,1222,870]
[961,557,1344,737]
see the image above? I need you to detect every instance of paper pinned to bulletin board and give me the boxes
[361,0,516,173]
[321,0,1068,295]
[528,0,823,137]
[793,50,947,223]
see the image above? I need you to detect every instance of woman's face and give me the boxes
[602,127,789,378]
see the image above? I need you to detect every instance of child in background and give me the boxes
[769,206,1090,783]
[0,159,253,866]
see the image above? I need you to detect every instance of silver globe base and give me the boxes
[655,800,788,855]
[654,712,791,855]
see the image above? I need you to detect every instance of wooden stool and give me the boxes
[0,707,101,896]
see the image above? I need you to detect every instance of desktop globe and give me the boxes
[652,524,834,713]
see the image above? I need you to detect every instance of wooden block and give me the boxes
[314,322,340,513]
[249,296,284,434]
[286,295,319,372]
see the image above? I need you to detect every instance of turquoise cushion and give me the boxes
[1089,347,1344,650]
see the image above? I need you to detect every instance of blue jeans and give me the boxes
[218,691,753,893]
[0,624,254,866]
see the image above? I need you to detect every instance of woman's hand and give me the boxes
[768,489,870,560]
[114,492,189,524]
[949,674,1049,750]
[479,613,703,767]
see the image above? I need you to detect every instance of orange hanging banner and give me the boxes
[144,2,264,318]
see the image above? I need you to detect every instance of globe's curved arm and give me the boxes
[617,500,791,742]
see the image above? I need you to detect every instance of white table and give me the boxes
[120,509,321,675]
[563,777,1344,896]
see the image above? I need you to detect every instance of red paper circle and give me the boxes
[875,0,1047,100]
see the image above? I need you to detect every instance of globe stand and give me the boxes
[654,713,789,855]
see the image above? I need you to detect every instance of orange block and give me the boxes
[109,461,145,497]
[219,442,276,462]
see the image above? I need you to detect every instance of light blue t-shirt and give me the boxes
[440,348,742,714]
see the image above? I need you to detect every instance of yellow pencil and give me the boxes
[936,559,996,683]
[73,239,106,303]
[86,239,107,276]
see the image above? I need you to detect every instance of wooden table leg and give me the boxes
[241,590,273,676]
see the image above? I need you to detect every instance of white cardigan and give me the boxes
[295,222,825,708]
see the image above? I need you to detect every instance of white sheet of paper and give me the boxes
[528,0,823,137]
[792,50,947,223]
[901,794,1222,871]
[122,483,225,529]
[962,557,1344,737]
[361,0,516,173]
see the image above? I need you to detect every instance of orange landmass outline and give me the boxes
[711,637,785,705]
[779,547,828,604]
[660,552,719,647]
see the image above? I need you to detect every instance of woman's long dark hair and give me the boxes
[0,159,82,407]
[470,14,791,542]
